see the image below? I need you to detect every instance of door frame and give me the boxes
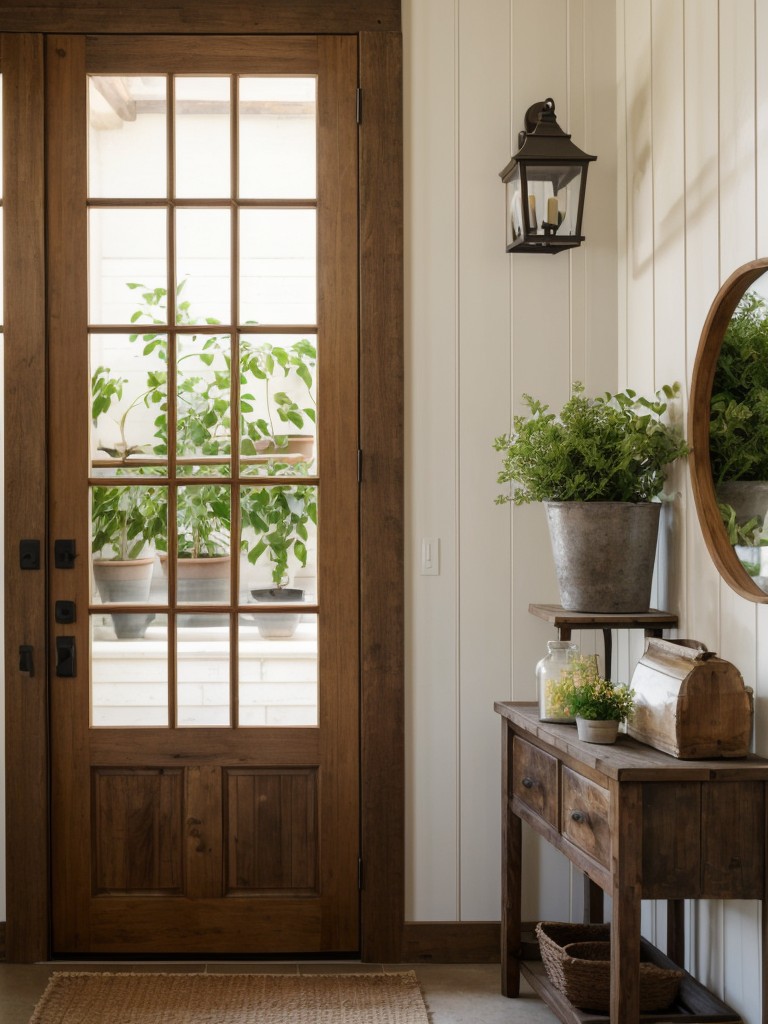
[2,5,403,964]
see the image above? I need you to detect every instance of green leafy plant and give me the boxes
[176,478,230,559]
[92,281,318,581]
[710,291,768,485]
[549,657,635,723]
[125,280,315,456]
[494,382,689,505]
[241,462,317,586]
[127,280,230,458]
[719,502,765,548]
[719,502,766,576]
[240,338,316,455]
[91,483,166,560]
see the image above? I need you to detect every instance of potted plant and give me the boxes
[92,280,320,627]
[91,482,166,638]
[90,366,167,638]
[127,280,317,463]
[240,337,317,460]
[719,502,768,582]
[494,382,689,613]
[241,462,317,638]
[708,290,768,563]
[549,656,635,744]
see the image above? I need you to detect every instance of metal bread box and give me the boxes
[628,638,753,759]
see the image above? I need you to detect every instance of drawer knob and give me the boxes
[521,776,534,789]
[570,809,588,824]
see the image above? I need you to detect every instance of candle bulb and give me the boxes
[528,194,537,232]
[547,197,559,227]
[512,190,523,238]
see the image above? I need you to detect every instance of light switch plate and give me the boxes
[420,537,440,576]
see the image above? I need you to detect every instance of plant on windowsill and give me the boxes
[493,381,690,613]
[91,482,166,639]
[92,281,319,617]
[241,460,318,638]
[126,279,317,461]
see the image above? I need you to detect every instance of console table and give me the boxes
[496,701,768,1024]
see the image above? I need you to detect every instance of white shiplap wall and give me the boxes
[404,0,617,923]
[407,0,765,1019]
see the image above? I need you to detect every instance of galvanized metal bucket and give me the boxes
[544,501,661,613]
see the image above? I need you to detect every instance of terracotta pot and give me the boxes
[160,554,231,626]
[92,556,155,639]
[545,501,661,613]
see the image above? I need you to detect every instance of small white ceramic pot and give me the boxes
[575,717,619,744]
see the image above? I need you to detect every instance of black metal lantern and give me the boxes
[499,98,596,254]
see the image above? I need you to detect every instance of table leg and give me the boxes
[501,721,521,997]
[666,899,685,966]
[583,876,604,924]
[611,780,642,1023]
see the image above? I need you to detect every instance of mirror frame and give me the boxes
[689,257,768,602]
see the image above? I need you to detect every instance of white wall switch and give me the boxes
[420,537,440,576]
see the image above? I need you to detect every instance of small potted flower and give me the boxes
[550,657,635,744]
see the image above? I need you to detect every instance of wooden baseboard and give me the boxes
[400,921,500,963]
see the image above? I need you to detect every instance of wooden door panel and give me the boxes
[93,768,184,895]
[225,768,318,895]
[48,33,360,956]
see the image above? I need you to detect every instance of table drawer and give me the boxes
[561,766,611,868]
[512,737,558,829]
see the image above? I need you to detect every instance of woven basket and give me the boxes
[535,922,683,1013]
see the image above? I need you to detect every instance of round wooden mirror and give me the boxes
[690,257,768,601]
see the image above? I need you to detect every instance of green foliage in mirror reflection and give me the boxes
[710,291,768,484]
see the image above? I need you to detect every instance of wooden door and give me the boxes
[47,34,360,955]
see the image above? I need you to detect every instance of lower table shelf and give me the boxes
[520,929,742,1024]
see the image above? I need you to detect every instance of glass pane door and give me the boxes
[87,73,320,730]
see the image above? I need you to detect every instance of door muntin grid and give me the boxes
[87,73,319,728]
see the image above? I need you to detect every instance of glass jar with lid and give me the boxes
[536,640,579,722]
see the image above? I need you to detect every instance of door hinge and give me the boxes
[357,448,363,483]
[358,857,364,890]
[356,88,362,124]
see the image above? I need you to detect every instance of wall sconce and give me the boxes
[499,98,596,254]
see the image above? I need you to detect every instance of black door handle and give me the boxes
[56,636,77,678]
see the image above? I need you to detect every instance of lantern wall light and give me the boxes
[499,98,596,254]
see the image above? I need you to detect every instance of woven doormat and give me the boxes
[29,971,430,1024]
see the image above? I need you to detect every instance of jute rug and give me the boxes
[28,971,430,1024]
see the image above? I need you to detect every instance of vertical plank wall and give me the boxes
[618,1,767,1019]
[404,0,617,923]
[407,0,765,1017]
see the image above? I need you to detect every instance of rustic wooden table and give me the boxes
[496,701,768,1024]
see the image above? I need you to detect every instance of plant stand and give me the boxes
[528,603,678,681]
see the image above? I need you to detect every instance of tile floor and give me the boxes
[0,960,560,1023]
